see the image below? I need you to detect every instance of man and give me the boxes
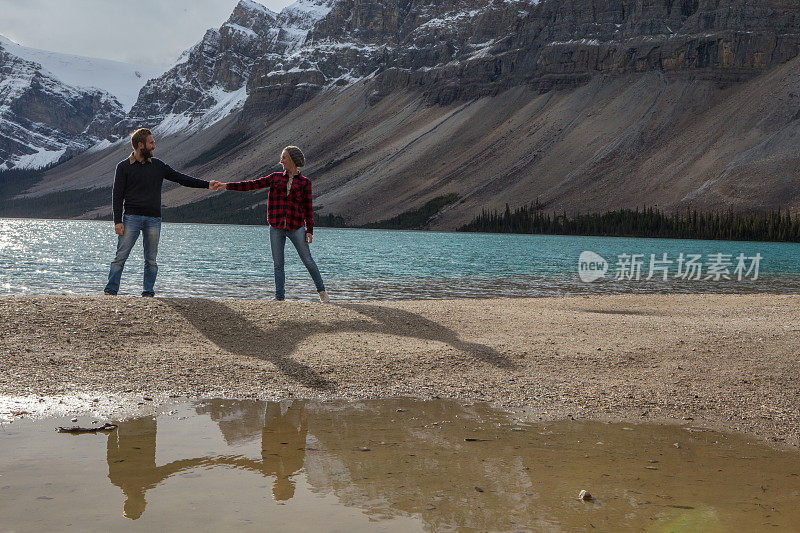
[103,128,224,296]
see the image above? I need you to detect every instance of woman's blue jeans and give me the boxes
[104,214,161,296]
[269,226,325,299]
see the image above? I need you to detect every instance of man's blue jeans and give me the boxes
[104,214,161,296]
[270,226,325,300]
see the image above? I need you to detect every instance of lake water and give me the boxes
[2,398,799,531]
[1,218,799,300]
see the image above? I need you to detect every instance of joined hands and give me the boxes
[209,180,226,191]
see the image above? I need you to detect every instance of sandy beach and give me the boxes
[1,293,799,447]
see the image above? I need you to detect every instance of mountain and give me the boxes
[0,40,124,171]
[120,0,336,137]
[7,0,800,227]
[0,35,160,171]
[0,35,160,110]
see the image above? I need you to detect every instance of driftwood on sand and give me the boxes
[56,423,118,433]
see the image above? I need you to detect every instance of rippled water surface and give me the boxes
[1,399,799,532]
[1,218,799,299]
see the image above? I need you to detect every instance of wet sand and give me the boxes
[1,294,799,447]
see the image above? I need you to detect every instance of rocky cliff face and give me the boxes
[119,0,800,133]
[508,0,800,88]
[246,0,533,112]
[239,0,800,114]
[121,0,336,136]
[0,42,124,171]
[346,0,800,102]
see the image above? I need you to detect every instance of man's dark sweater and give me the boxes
[112,153,209,223]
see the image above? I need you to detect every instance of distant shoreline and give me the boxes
[2,293,798,448]
[2,214,800,244]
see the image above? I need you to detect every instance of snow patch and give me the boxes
[283,0,334,22]
[467,39,497,60]
[417,9,483,31]
[13,147,67,169]
[153,85,248,136]
[238,0,276,17]
[223,23,259,40]
[549,38,601,46]
[152,113,195,138]
[86,138,124,154]
[199,85,249,130]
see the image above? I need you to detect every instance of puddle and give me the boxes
[1,398,799,532]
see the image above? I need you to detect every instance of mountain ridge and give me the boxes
[4,0,800,227]
[0,40,126,171]
[0,34,160,110]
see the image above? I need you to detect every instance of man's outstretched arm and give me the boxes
[163,163,212,189]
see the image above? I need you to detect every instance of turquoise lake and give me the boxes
[1,218,798,300]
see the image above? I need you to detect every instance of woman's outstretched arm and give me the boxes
[224,173,275,191]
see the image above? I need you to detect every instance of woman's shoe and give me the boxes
[318,290,329,303]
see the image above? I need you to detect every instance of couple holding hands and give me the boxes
[104,128,328,302]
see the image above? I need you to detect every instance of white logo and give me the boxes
[578,251,608,282]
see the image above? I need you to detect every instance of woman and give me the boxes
[220,146,328,302]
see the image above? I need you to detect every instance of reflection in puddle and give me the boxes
[106,400,309,520]
[2,398,799,531]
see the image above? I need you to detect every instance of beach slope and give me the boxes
[2,294,798,446]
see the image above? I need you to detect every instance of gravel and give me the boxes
[1,293,798,447]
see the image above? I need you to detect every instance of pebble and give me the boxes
[578,489,592,501]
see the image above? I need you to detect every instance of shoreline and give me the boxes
[5,215,800,244]
[2,293,799,448]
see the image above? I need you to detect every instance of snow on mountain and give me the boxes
[280,0,336,55]
[122,0,335,137]
[282,0,335,36]
[0,39,126,170]
[0,35,161,111]
[238,0,276,16]
[153,86,249,136]
[241,0,530,116]
[286,0,334,20]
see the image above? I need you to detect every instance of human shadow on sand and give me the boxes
[162,299,518,391]
[162,298,336,391]
[338,303,518,371]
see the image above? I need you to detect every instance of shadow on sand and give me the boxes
[161,299,519,391]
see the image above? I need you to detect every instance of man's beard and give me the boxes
[139,147,153,159]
